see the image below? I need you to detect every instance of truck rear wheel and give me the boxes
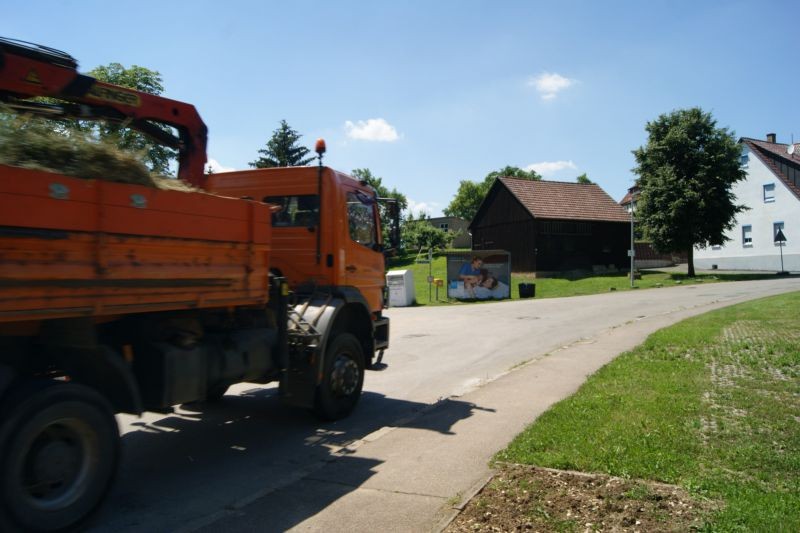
[313,333,365,421]
[0,381,120,532]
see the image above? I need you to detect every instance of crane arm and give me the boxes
[0,37,208,187]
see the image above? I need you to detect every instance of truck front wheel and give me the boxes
[313,333,365,421]
[0,381,120,532]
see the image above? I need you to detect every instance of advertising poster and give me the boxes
[445,250,511,300]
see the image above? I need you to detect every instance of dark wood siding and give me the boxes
[534,219,629,273]
[471,186,537,271]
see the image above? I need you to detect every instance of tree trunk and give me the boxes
[687,246,695,277]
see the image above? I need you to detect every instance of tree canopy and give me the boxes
[75,63,175,174]
[250,120,314,168]
[632,107,746,276]
[444,165,540,221]
[351,168,407,246]
[401,212,453,251]
[576,173,593,184]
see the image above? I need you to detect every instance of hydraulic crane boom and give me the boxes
[0,37,208,187]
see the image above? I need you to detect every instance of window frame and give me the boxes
[742,224,753,247]
[763,183,775,203]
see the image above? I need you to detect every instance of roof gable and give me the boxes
[496,177,631,223]
[741,138,800,201]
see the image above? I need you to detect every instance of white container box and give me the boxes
[385,269,415,307]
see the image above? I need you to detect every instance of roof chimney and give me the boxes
[766,133,776,143]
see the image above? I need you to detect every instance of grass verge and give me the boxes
[387,252,784,306]
[493,292,800,531]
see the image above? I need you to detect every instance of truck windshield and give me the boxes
[347,191,378,248]
[264,195,319,227]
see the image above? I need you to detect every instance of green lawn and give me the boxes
[495,292,800,531]
[386,252,784,306]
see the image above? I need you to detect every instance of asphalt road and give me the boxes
[88,277,800,532]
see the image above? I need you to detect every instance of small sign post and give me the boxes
[775,228,788,275]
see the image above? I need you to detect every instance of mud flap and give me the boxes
[279,346,317,409]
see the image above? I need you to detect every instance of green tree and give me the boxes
[351,168,407,246]
[576,173,593,184]
[77,63,175,174]
[250,120,314,168]
[401,212,453,251]
[633,107,746,277]
[444,165,540,221]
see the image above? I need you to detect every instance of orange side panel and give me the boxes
[0,165,272,323]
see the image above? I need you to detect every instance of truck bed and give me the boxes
[0,165,272,323]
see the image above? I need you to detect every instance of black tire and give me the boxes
[0,381,120,532]
[313,333,365,421]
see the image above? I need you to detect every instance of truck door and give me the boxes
[342,187,384,312]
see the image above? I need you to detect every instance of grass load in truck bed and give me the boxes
[0,113,195,190]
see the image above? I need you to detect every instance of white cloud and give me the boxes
[407,198,441,217]
[524,160,578,177]
[206,158,235,173]
[344,118,400,142]
[527,72,575,100]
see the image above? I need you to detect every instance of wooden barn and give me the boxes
[470,178,631,274]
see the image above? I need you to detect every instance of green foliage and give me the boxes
[401,213,454,251]
[250,119,314,168]
[633,108,746,276]
[81,63,176,175]
[575,173,592,184]
[351,168,407,246]
[444,165,540,221]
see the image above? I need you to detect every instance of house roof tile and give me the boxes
[498,177,631,223]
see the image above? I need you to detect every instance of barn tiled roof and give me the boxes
[741,138,800,201]
[499,177,631,222]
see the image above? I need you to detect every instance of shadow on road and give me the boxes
[90,388,491,532]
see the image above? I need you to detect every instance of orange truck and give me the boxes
[0,37,394,531]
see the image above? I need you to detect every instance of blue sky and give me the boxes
[4,1,799,216]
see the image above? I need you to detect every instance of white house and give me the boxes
[694,134,800,272]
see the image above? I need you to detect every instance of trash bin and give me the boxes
[519,283,535,298]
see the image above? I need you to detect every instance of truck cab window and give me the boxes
[264,195,319,227]
[347,191,377,248]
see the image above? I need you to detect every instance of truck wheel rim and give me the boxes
[21,417,93,511]
[331,356,359,397]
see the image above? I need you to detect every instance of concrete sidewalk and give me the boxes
[192,293,767,533]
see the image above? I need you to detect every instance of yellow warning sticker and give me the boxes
[24,69,41,84]
[87,84,141,107]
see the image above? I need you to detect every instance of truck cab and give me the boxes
[206,165,390,367]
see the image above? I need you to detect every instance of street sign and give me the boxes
[775,228,787,243]
[627,249,635,257]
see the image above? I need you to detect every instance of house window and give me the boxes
[742,225,752,247]
[774,222,786,245]
[763,183,775,203]
[740,154,749,167]
[439,223,449,231]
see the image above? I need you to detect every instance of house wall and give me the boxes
[426,216,471,248]
[694,144,800,271]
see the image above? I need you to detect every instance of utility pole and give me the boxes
[629,206,635,287]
